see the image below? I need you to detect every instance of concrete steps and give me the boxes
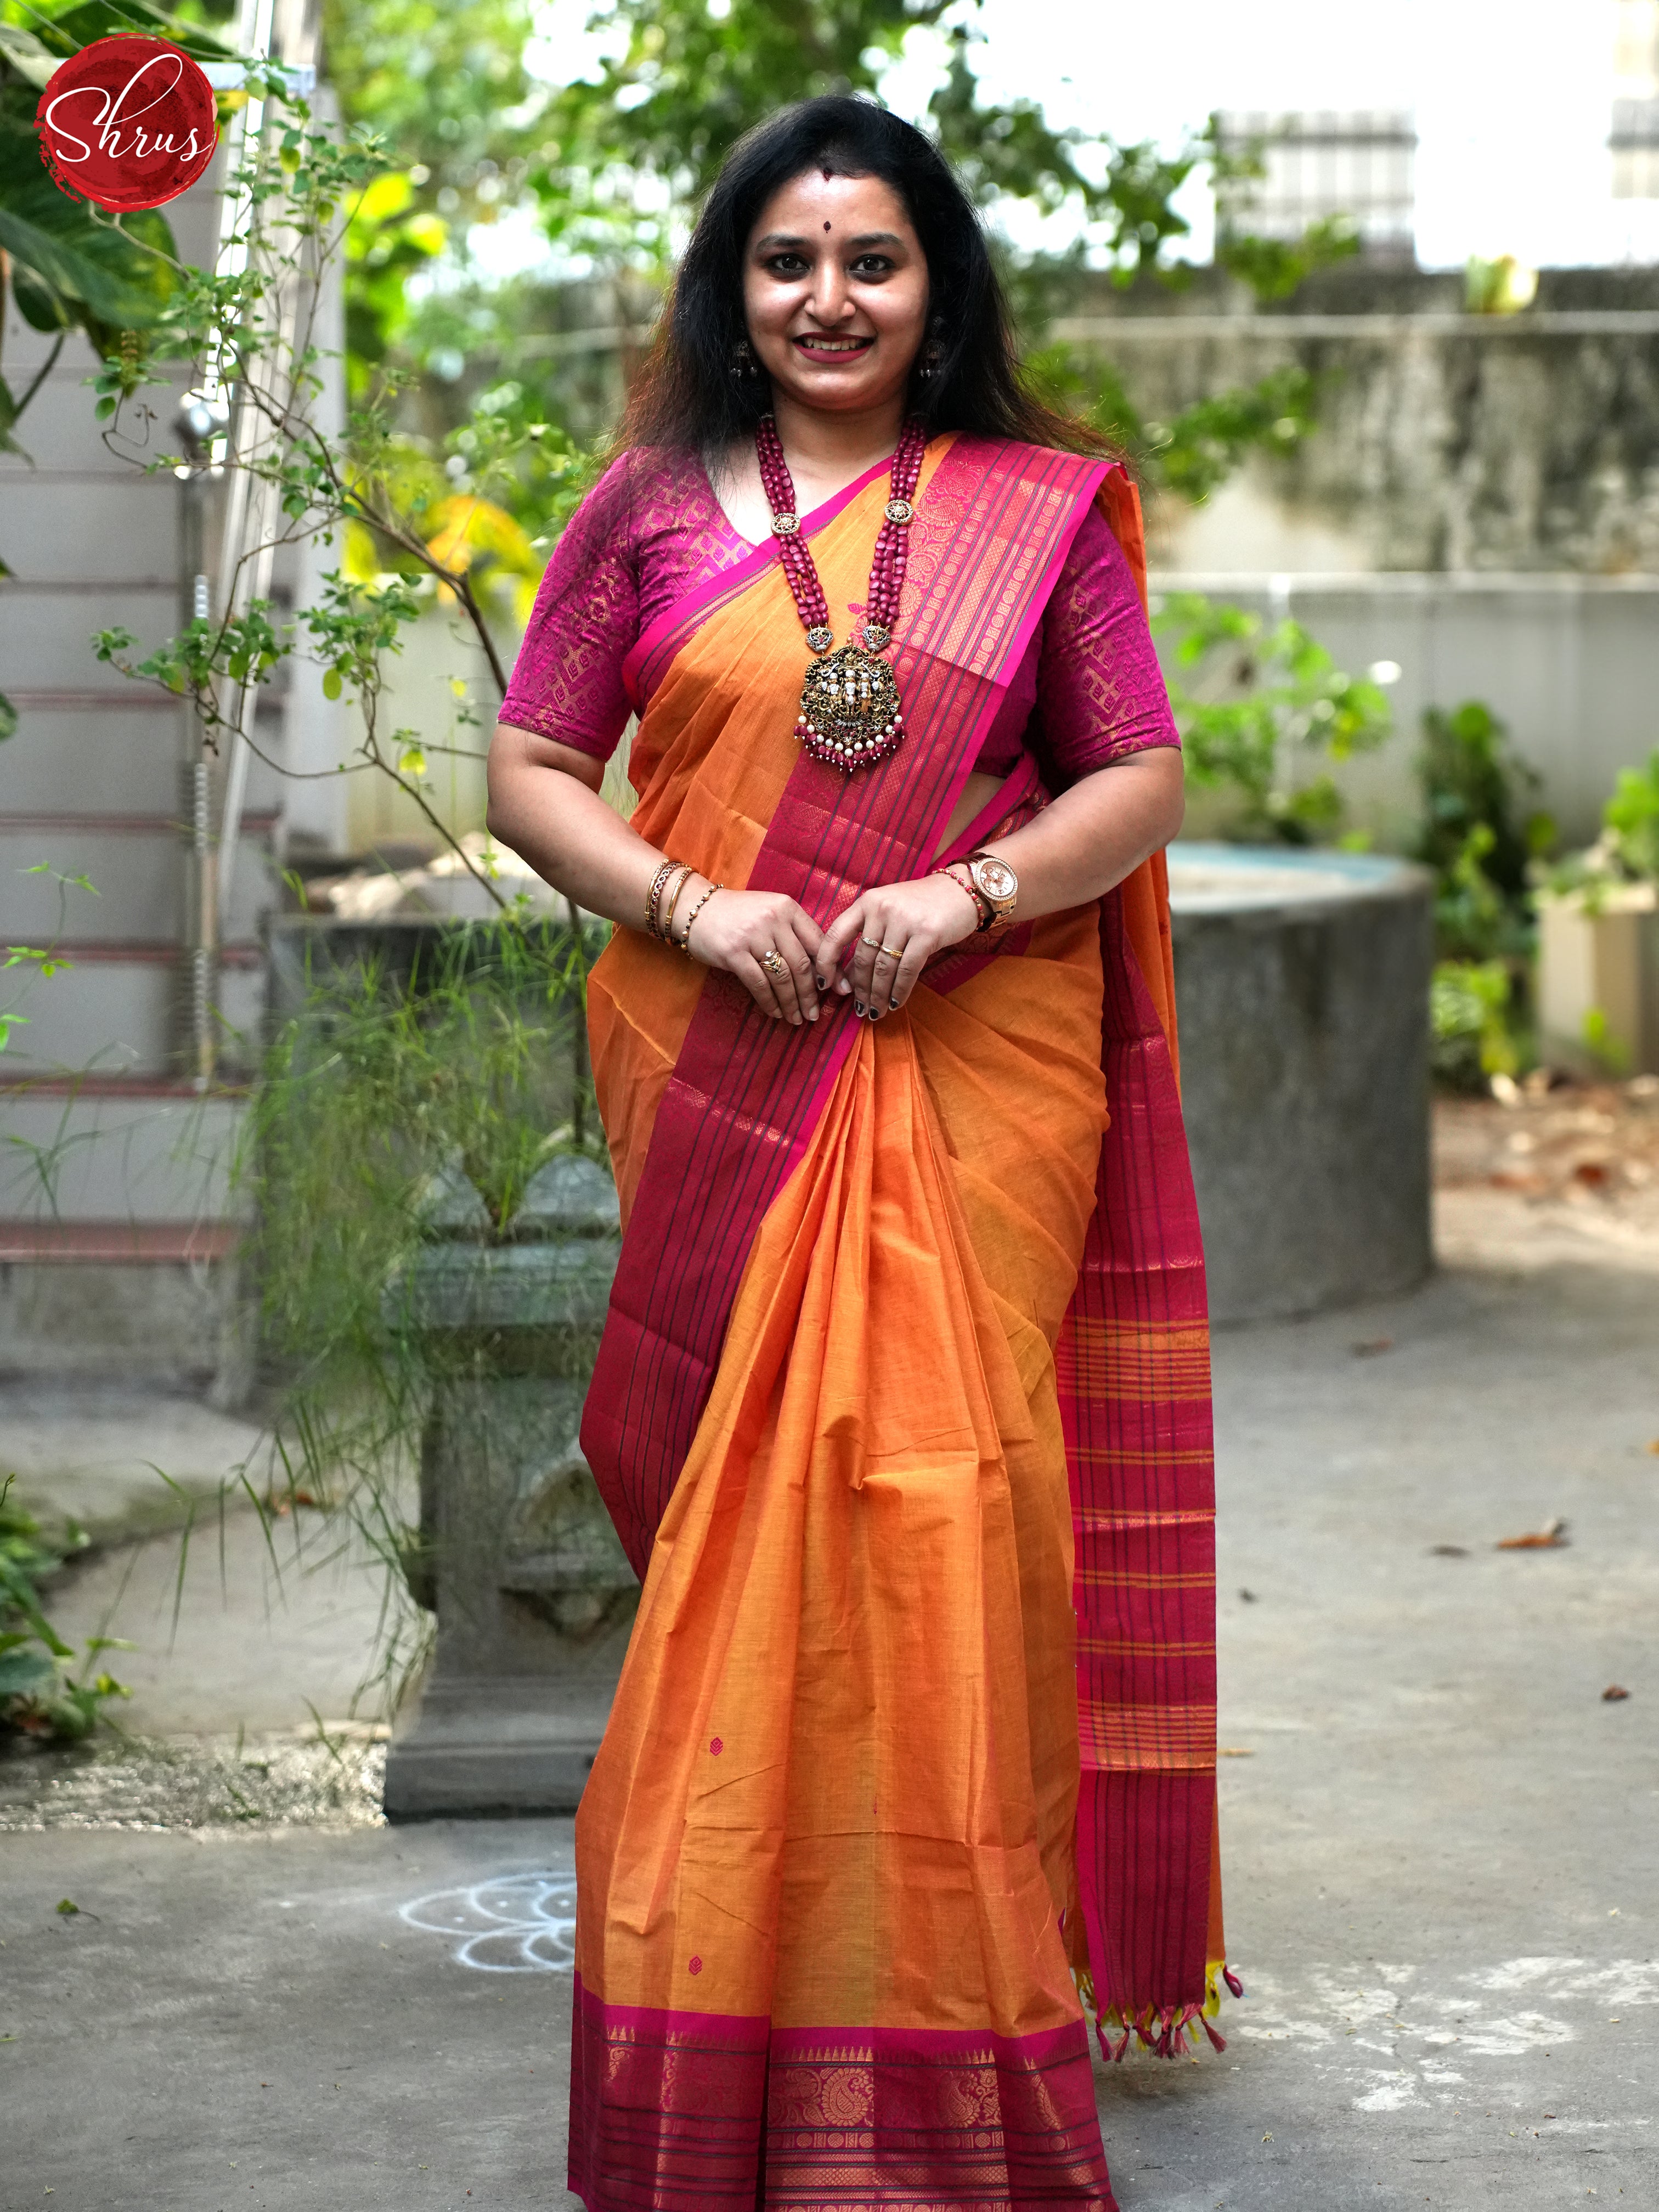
[1,176,273,1383]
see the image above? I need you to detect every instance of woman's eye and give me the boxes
[766,255,808,275]
[851,257,893,277]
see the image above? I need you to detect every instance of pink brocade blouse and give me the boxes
[499,445,1180,785]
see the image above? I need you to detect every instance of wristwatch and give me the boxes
[966,849,1018,930]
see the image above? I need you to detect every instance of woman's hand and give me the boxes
[684,884,826,1025]
[814,871,980,1018]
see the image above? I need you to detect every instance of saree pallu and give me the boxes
[572,435,1231,2212]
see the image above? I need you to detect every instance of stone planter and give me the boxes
[380,1152,638,1819]
[1167,844,1435,1324]
[1537,883,1659,1077]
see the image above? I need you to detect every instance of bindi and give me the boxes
[823,221,831,232]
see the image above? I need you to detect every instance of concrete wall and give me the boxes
[1054,265,1659,848]
[1057,264,1659,577]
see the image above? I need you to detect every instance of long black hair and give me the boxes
[614,96,1113,460]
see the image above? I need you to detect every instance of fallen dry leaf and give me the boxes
[1572,1160,1610,1186]
[1602,1685,1630,1702]
[1430,1543,1470,1558]
[1646,1440,1659,1456]
[1488,1170,1549,1193]
[1218,1747,1255,1758]
[1497,1517,1568,1550]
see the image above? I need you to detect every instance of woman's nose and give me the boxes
[807,263,854,323]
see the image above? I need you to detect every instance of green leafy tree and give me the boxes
[81,67,583,908]
[1217,214,1359,304]
[1028,345,1322,508]
[1414,701,1555,1088]
[1600,750,1659,883]
[1416,699,1551,916]
[1154,592,1392,844]
[320,0,537,193]
[0,3,230,458]
[529,0,949,261]
[319,0,540,373]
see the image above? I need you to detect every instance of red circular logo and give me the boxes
[36,35,218,212]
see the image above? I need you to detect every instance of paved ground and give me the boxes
[3,1107,1657,2210]
[1,1379,271,1547]
[13,1489,395,1740]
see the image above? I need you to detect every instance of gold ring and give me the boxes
[760,950,788,977]
[860,937,882,951]
[879,944,904,959]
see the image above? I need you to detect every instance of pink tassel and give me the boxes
[1203,2017,1228,2053]
[1223,1968,1244,1999]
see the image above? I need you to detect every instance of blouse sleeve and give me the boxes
[498,454,641,759]
[1030,498,1181,786]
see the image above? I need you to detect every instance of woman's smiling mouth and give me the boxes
[792,333,874,358]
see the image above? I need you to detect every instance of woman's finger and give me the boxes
[887,933,931,1011]
[755,935,810,1026]
[815,901,867,994]
[865,936,907,1020]
[781,899,825,963]
[776,923,821,1023]
[847,918,891,1017]
[736,952,787,1019]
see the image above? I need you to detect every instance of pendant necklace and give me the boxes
[755,412,927,773]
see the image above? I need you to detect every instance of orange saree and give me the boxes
[568,436,1231,2210]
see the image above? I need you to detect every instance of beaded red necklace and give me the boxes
[755,413,927,773]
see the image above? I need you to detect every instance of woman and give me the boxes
[488,95,1232,2212]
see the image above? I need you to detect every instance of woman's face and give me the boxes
[741,169,929,419]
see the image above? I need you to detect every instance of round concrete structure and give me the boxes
[1166,844,1434,1324]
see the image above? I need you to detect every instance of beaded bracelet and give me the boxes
[676,880,723,956]
[645,860,679,939]
[934,864,992,932]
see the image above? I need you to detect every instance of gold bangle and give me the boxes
[645,860,678,938]
[678,880,723,955]
[659,864,698,943]
[649,860,691,940]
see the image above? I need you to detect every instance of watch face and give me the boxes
[972,856,1017,904]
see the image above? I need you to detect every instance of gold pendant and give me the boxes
[792,643,905,772]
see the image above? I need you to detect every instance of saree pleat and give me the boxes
[569,438,1227,2210]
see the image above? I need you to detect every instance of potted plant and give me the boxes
[1537,753,1659,1076]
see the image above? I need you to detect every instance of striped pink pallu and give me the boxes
[578,435,1232,2158]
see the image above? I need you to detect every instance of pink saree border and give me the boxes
[568,1973,1116,2212]
[1058,882,1220,2042]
